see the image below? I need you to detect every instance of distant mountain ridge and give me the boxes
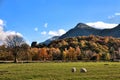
[42,23,120,45]
[42,36,59,45]
[59,23,120,39]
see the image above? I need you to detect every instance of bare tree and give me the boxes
[5,35,26,63]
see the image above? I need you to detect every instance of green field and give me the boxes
[0,62,120,80]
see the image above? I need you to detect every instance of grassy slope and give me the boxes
[0,62,120,80]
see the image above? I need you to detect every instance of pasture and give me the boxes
[0,62,120,80]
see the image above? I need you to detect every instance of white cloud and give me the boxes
[34,27,38,31]
[86,21,118,29]
[108,12,120,19]
[41,31,47,35]
[5,31,23,37]
[48,29,66,36]
[0,19,23,45]
[44,23,48,28]
[48,31,57,36]
[0,19,4,26]
[115,13,120,16]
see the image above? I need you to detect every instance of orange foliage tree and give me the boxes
[38,48,48,61]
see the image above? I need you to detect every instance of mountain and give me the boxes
[40,23,120,46]
[59,23,120,39]
[99,24,120,37]
[42,36,59,45]
[59,23,101,39]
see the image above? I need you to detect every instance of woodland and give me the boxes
[0,35,120,62]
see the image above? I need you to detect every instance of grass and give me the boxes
[0,62,120,80]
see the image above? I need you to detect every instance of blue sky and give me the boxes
[0,0,120,44]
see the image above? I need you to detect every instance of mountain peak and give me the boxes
[75,23,93,29]
[59,23,120,39]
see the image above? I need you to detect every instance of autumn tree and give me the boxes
[0,45,13,60]
[47,48,54,60]
[5,35,26,63]
[75,46,82,60]
[52,48,61,60]
[38,48,48,61]
[62,48,68,60]
[29,48,39,60]
[67,47,76,61]
[91,53,100,61]
[19,43,30,61]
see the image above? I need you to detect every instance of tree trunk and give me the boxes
[14,55,18,63]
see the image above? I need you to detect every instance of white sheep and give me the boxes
[71,67,76,72]
[80,68,87,73]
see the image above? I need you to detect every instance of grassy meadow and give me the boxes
[0,62,120,80]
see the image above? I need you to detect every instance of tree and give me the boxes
[75,46,82,60]
[19,43,30,61]
[67,47,76,61]
[5,35,26,63]
[29,48,39,60]
[110,47,115,61]
[38,48,48,61]
[31,41,37,48]
[118,47,120,59]
[62,48,68,60]
[0,45,13,60]
[52,48,61,60]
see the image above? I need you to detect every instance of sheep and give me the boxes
[80,68,87,73]
[71,67,76,72]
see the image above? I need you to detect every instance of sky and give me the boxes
[0,0,120,45]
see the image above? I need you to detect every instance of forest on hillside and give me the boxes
[0,35,120,62]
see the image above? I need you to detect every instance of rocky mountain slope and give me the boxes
[42,23,120,45]
[59,23,120,39]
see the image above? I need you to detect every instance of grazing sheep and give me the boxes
[71,67,76,72]
[80,68,87,73]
